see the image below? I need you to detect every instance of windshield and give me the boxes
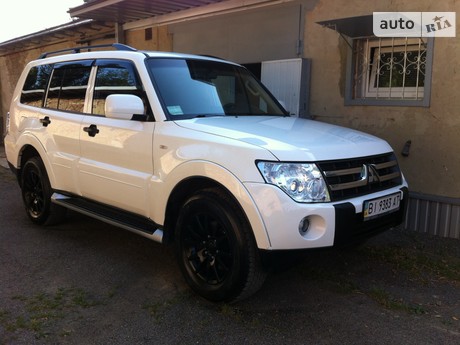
[147,58,286,119]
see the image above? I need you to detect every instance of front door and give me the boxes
[78,59,154,217]
[78,116,154,216]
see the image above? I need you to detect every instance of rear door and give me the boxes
[78,59,154,216]
[38,60,93,193]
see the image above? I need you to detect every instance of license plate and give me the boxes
[363,192,401,220]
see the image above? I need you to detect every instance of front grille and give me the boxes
[317,153,402,202]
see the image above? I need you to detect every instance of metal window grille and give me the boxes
[352,37,427,100]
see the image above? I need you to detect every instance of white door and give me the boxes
[78,116,154,216]
[77,59,155,216]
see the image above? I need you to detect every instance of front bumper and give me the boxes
[333,187,408,247]
[244,182,408,250]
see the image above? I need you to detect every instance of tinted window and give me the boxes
[45,62,92,113]
[20,64,53,107]
[92,60,148,116]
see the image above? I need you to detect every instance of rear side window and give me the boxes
[20,64,53,107]
[92,60,149,116]
[45,61,92,113]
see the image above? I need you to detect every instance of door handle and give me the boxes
[40,116,51,127]
[83,124,99,137]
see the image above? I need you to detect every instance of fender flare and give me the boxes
[13,133,57,187]
[150,160,271,250]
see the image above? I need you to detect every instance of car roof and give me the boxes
[33,43,237,66]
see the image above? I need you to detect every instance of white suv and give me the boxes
[4,44,408,302]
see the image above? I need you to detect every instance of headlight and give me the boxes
[257,162,330,203]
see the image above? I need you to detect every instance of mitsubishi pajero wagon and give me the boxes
[4,44,408,302]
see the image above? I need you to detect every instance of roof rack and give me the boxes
[38,43,137,59]
[199,54,225,60]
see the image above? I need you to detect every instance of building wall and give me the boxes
[125,26,172,51]
[305,0,460,199]
[169,4,302,63]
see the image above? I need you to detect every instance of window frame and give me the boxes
[44,60,94,114]
[345,36,434,107]
[87,59,153,120]
[20,64,53,107]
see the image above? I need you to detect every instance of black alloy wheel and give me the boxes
[175,189,266,302]
[21,157,65,225]
[183,211,233,286]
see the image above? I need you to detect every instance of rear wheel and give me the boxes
[20,157,66,225]
[175,189,266,302]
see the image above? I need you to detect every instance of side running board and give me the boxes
[51,193,163,243]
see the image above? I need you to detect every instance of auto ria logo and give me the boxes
[373,12,456,37]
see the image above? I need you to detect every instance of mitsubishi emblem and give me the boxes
[361,164,381,184]
[367,164,380,184]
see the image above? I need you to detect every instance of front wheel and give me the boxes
[20,157,66,225]
[175,189,266,302]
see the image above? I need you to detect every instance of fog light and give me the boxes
[299,216,311,235]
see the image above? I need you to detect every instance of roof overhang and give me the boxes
[69,0,307,27]
[0,19,113,56]
[69,0,225,23]
[317,14,374,38]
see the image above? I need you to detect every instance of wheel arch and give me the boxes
[16,139,55,188]
[160,164,270,250]
[163,177,221,243]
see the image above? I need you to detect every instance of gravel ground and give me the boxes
[1,147,459,344]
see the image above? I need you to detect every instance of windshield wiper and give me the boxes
[194,114,225,118]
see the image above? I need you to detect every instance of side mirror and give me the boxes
[105,94,144,120]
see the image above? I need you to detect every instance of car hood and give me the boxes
[175,116,394,161]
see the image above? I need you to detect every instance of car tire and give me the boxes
[20,157,66,225]
[175,188,266,302]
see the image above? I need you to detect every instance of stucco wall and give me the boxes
[305,0,460,198]
[169,4,302,64]
[125,26,172,51]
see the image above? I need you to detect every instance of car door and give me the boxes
[38,60,93,194]
[78,59,154,216]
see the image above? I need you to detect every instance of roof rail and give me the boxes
[38,43,137,59]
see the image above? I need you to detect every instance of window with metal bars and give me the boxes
[345,37,434,107]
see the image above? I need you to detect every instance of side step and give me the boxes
[51,193,163,243]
